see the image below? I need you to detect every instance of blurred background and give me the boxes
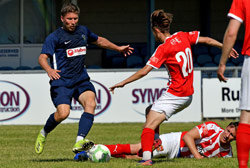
[0,0,244,70]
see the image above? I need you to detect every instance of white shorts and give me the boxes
[239,56,250,110]
[153,132,181,159]
[151,92,192,119]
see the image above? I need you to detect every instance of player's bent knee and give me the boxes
[55,109,70,121]
[59,113,69,120]
[54,113,69,122]
[85,100,96,109]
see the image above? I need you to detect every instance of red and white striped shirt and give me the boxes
[147,31,199,97]
[179,121,233,158]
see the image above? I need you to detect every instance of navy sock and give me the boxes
[77,112,94,138]
[44,113,60,133]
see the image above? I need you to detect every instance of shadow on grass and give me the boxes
[154,160,175,163]
[31,158,73,162]
[152,158,177,164]
[129,158,176,164]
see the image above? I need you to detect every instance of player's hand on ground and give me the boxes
[229,48,239,59]
[119,45,134,57]
[196,155,204,159]
[47,68,61,80]
[217,65,227,82]
[109,82,125,94]
[197,145,205,158]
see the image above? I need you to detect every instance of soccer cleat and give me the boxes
[35,129,46,154]
[74,151,89,161]
[152,138,162,151]
[137,138,162,156]
[72,139,94,153]
[138,159,153,166]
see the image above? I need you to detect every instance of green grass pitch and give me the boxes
[0,120,242,168]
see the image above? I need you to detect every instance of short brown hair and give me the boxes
[61,2,80,17]
[151,9,173,33]
[227,121,239,130]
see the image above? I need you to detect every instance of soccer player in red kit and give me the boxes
[110,9,238,165]
[217,0,250,167]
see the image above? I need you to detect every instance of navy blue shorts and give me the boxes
[50,80,96,107]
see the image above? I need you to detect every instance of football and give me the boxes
[89,144,111,163]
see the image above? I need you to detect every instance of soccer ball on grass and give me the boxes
[89,144,111,163]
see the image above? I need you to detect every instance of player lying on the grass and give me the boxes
[74,121,238,160]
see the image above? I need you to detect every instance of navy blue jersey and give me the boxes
[41,25,98,87]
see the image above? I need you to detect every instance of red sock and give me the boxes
[141,128,155,152]
[112,154,126,158]
[104,144,131,156]
[236,123,250,168]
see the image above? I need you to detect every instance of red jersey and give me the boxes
[228,0,250,56]
[147,31,199,97]
[179,122,233,158]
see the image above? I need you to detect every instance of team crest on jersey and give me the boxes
[82,34,86,41]
[66,46,86,57]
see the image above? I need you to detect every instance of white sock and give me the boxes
[40,128,48,137]
[76,136,84,143]
[142,151,152,160]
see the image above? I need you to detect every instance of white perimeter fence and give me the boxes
[0,67,241,125]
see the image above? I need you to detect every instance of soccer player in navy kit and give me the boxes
[35,2,133,154]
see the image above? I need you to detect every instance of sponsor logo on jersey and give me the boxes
[66,46,86,57]
[0,80,30,122]
[69,80,111,119]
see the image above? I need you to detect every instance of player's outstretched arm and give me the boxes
[183,127,204,159]
[217,19,241,82]
[198,36,239,59]
[93,36,134,56]
[109,65,153,94]
[38,54,61,80]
